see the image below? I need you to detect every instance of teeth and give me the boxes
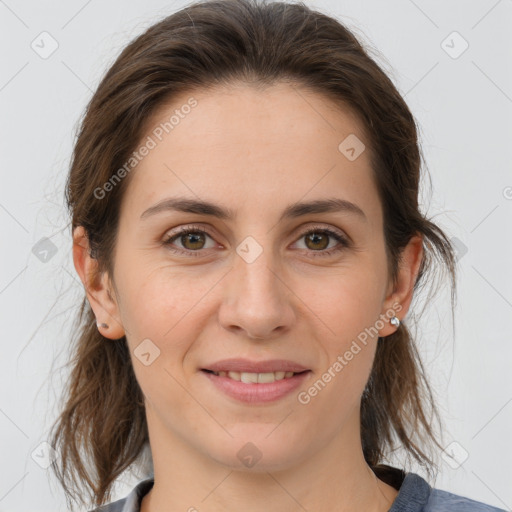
[241,372,259,383]
[212,370,298,382]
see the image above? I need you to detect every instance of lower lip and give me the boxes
[201,370,311,404]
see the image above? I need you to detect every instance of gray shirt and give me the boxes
[89,471,507,511]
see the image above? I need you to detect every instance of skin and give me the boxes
[73,81,423,512]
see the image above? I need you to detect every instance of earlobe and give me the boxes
[72,226,125,340]
[378,234,424,338]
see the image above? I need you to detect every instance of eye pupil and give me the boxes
[182,232,205,250]
[306,232,329,250]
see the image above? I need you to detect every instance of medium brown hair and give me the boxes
[49,0,457,509]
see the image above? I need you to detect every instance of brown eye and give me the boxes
[162,224,349,259]
[179,231,207,250]
[294,227,350,257]
[304,231,330,250]
[163,226,216,256]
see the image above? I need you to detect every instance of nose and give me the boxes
[217,249,296,340]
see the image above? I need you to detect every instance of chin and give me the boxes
[204,430,308,473]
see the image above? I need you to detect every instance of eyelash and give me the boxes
[162,224,350,258]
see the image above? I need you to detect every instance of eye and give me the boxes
[162,224,350,258]
[292,226,350,257]
[162,226,217,257]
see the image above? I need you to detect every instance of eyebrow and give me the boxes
[140,196,367,223]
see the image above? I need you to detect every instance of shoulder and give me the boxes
[387,470,507,512]
[88,478,154,512]
[425,487,507,512]
[87,472,507,512]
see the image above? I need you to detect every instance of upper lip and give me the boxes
[202,358,310,373]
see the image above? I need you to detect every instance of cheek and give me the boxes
[116,264,219,388]
[299,268,382,404]
[306,265,384,339]
[115,260,209,336]
[301,336,377,424]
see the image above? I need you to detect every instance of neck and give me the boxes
[140,407,399,512]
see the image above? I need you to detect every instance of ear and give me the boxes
[378,233,424,337]
[72,226,125,340]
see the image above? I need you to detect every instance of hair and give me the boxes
[48,0,458,509]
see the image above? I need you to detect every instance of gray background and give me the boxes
[0,0,511,510]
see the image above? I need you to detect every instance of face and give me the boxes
[81,82,415,472]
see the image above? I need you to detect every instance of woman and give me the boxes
[48,0,505,511]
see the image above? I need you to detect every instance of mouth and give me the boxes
[200,368,312,403]
[201,368,309,383]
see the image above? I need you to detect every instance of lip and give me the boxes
[202,358,310,374]
[201,369,311,403]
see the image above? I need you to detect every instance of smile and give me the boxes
[203,369,304,383]
[201,369,311,403]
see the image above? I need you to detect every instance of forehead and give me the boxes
[120,82,381,228]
